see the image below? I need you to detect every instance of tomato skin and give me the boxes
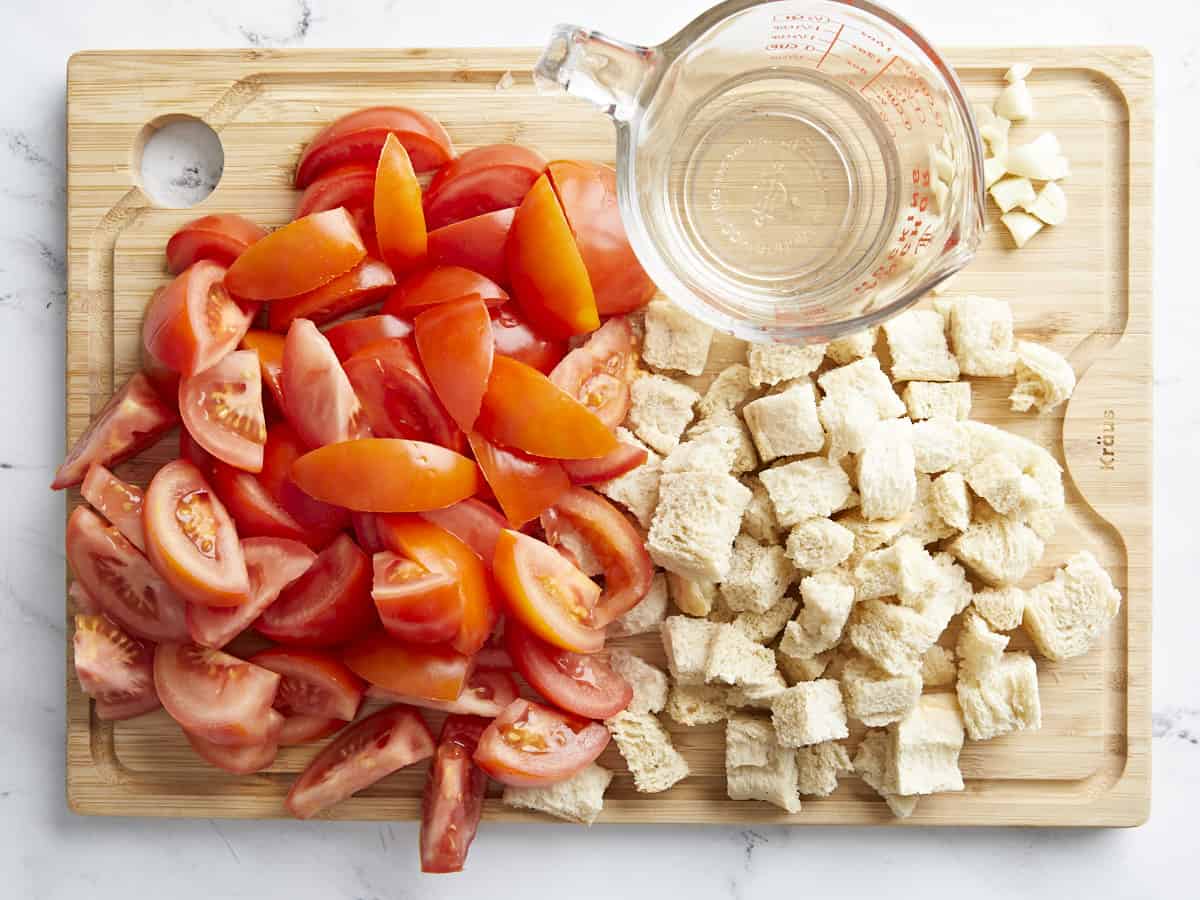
[323,314,412,361]
[73,613,160,721]
[473,698,610,788]
[225,209,367,302]
[278,714,344,746]
[259,421,351,544]
[419,499,507,565]
[368,667,518,717]
[420,714,489,874]
[476,356,618,461]
[250,646,365,721]
[424,143,547,231]
[414,296,494,433]
[295,163,375,220]
[70,581,101,615]
[467,432,568,528]
[506,624,632,719]
[268,258,396,332]
[384,265,508,316]
[185,718,282,774]
[371,551,462,644]
[286,704,435,819]
[81,464,146,551]
[489,305,566,375]
[179,427,215,475]
[179,348,267,473]
[142,339,182,403]
[374,134,427,276]
[295,106,453,187]
[166,214,267,274]
[562,441,648,485]
[474,645,513,671]
[281,318,372,449]
[548,315,636,429]
[426,208,515,287]
[256,534,377,647]
[342,632,475,702]
[53,372,179,490]
[239,330,287,412]
[209,459,309,547]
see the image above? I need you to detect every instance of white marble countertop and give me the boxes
[0,0,1195,897]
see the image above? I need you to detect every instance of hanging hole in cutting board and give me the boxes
[133,115,224,208]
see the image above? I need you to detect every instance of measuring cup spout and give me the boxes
[535,25,657,122]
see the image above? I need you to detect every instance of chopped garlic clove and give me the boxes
[1005,63,1033,83]
[1006,134,1070,181]
[983,156,1008,189]
[1000,210,1045,248]
[932,178,949,214]
[973,103,996,128]
[929,145,955,184]
[995,79,1034,121]
[989,176,1037,213]
[1021,181,1068,226]
[979,116,1011,156]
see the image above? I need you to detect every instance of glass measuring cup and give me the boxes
[535,0,986,343]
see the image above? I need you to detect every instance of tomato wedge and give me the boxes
[371,551,461,644]
[369,667,518,717]
[489,305,566,375]
[281,318,372,448]
[506,173,599,338]
[384,265,508,316]
[250,647,365,722]
[546,160,656,315]
[66,506,189,643]
[166,214,266,274]
[268,258,396,332]
[279,714,344,746]
[562,441,648,485]
[419,499,507,565]
[142,260,256,377]
[548,315,636,429]
[179,348,267,473]
[53,372,178,490]
[69,580,101,615]
[143,460,250,607]
[81,464,145,551]
[73,613,160,720]
[256,533,376,647]
[185,719,282,774]
[374,134,427,277]
[506,624,632,719]
[473,698,610,788]
[342,338,461,449]
[476,356,617,460]
[180,427,214,474]
[295,106,453,187]
[420,715,489,874]
[188,537,316,648]
[342,632,474,702]
[291,439,479,513]
[323,314,412,361]
[141,337,182,402]
[240,330,287,411]
[492,529,603,653]
[474,644,513,670]
[259,421,352,544]
[286,704,435,819]
[352,512,386,554]
[427,208,514,287]
[295,163,375,219]
[467,432,568,528]
[154,642,281,746]
[424,143,547,231]
[225,209,366,302]
[209,459,316,548]
[414,296,494,432]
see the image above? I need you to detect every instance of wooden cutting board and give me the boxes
[64,47,1152,826]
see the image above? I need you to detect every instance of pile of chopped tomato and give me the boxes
[56,106,659,875]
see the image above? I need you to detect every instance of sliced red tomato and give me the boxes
[52,372,179,490]
[69,580,101,615]
[66,506,189,642]
[506,173,599,338]
[166,214,267,274]
[278,714,344,746]
[420,714,489,874]
[154,641,281,746]
[73,613,160,720]
[506,623,632,719]
[240,330,287,411]
[371,551,461,644]
[473,698,610,788]
[548,315,636,429]
[424,144,547,231]
[542,487,653,627]
[250,647,365,722]
[352,512,385,554]
[259,421,352,544]
[295,163,375,219]
[476,356,617,460]
[342,632,474,702]
[323,314,412,361]
[414,296,494,432]
[256,534,376,647]
[268,258,396,332]
[185,719,282,774]
[375,134,427,276]
[475,644,513,670]
[291,439,479,513]
[419,499,507,565]
[562,441,648,485]
[180,427,215,474]
[295,106,453,187]
[490,304,566,375]
[225,209,366,302]
[209,459,317,549]
[285,704,435,819]
[142,260,256,377]
[492,529,603,654]
[80,464,145,551]
[426,208,514,287]
[384,265,508,316]
[141,337,182,402]
[467,432,568,528]
[281,318,372,449]
[546,160,656,315]
[368,667,518,718]
[179,348,267,473]
[188,536,316,648]
[143,460,250,608]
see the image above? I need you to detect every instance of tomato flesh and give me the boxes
[426,208,514,287]
[374,134,427,276]
[225,208,366,302]
[185,718,282,774]
[250,646,365,722]
[166,214,266,274]
[562,441,648,485]
[385,265,508,318]
[424,143,547,231]
[259,421,351,544]
[548,315,636,429]
[342,632,474,702]
[295,163,375,220]
[81,464,146,551]
[418,499,507,566]
[420,715,489,874]
[507,624,632,719]
[473,698,609,788]
[467,432,568,527]
[179,348,267,473]
[240,330,287,412]
[73,613,160,720]
[295,106,453,187]
[372,551,461,644]
[278,714,344,746]
[209,459,314,549]
[489,305,566,375]
[281,318,372,449]
[368,667,517,717]
[323,314,412,361]
[414,296,494,433]
[69,580,101,615]
[268,258,396,332]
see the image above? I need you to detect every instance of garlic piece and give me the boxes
[995,80,1033,122]
[1005,63,1033,83]
[932,178,949,214]
[1006,133,1070,181]
[1021,181,1068,226]
[983,156,1008,189]
[989,176,1037,214]
[929,145,955,184]
[1000,210,1045,248]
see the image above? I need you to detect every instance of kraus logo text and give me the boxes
[1097,409,1116,470]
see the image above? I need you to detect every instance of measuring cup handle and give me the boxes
[535,24,656,122]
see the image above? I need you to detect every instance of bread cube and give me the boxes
[726,670,788,710]
[696,364,757,419]
[913,552,973,632]
[973,585,1026,632]
[956,651,1042,741]
[648,471,752,581]
[955,421,1064,513]
[719,534,796,614]
[747,342,826,387]
[825,327,877,365]
[957,608,1010,676]
[608,573,668,637]
[949,512,1044,586]
[666,572,716,617]
[1023,550,1122,661]
[627,373,700,454]
[854,729,918,818]
[606,710,690,793]
[741,477,782,543]
[836,510,911,566]
[882,309,960,382]
[666,683,730,726]
[900,473,957,546]
[911,417,967,474]
[689,413,758,473]
[662,423,741,476]
[890,694,965,795]
[853,536,940,605]
[742,379,824,462]
[607,649,669,715]
[818,357,906,457]
[902,380,972,420]
[778,570,854,659]
[705,623,778,687]
[502,763,612,824]
[777,648,832,684]
[597,427,661,528]
[1010,340,1076,413]
[847,598,941,676]
[641,297,714,376]
[965,452,1044,516]
[732,596,799,644]
[930,471,971,531]
[785,517,855,572]
[857,418,917,520]
[796,741,855,797]
[725,715,775,769]
[940,295,1017,376]
[760,457,853,527]
[725,720,802,813]
[841,655,922,727]
[660,615,719,685]
[771,679,850,747]
[921,645,957,688]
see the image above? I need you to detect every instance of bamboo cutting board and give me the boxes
[64,47,1152,826]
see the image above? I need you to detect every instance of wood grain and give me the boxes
[65,47,1152,826]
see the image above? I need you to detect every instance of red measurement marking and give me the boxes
[859,55,897,93]
[816,23,844,69]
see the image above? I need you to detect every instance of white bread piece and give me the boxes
[922,552,974,624]
[902,381,972,420]
[641,297,714,376]
[608,573,669,637]
[1022,550,1122,661]
[648,471,752,581]
[785,517,855,572]
[836,510,911,566]
[705,623,778,687]
[921,645,957,688]
[890,694,965,796]
[847,598,942,676]
[818,357,906,458]
[973,585,1027,631]
[747,342,826,387]
[502,763,612,825]
[957,651,1042,740]
[954,421,1064,513]
[720,534,797,614]
[911,417,967,474]
[696,364,757,419]
[666,572,716,618]
[854,729,918,818]
[732,596,799,644]
[779,570,855,659]
[606,710,690,793]
[660,615,720,685]
[853,536,940,604]
[966,451,1044,517]
[661,423,742,477]
[725,718,802,813]
[627,373,701,454]
[597,427,661,528]
[930,471,972,531]
[1027,509,1059,542]
[825,327,877,366]
[740,476,782,544]
[882,309,960,382]
[938,296,1017,376]
[742,380,824,462]
[725,715,776,769]
[607,649,669,715]
[760,457,853,528]
[841,655,922,727]
[857,418,917,520]
[949,512,1045,587]
[689,413,758,474]
[796,741,855,797]
[777,648,832,684]
[666,683,730,726]
[900,473,957,546]
[957,608,1010,676]
[1010,340,1076,413]
[727,669,788,710]
[771,679,850,748]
